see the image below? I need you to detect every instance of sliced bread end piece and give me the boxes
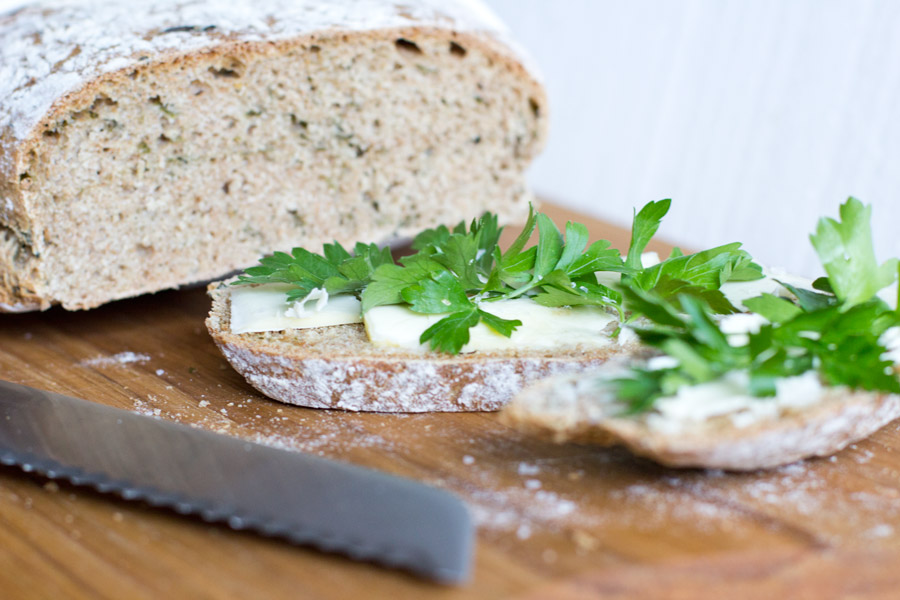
[502,372,900,470]
[206,283,636,412]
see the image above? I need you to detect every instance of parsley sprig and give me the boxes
[234,242,392,303]
[235,201,761,354]
[613,197,900,414]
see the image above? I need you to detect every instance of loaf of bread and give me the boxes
[205,283,643,412]
[502,369,900,471]
[0,0,546,311]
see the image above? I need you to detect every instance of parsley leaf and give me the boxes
[322,242,352,265]
[362,258,445,312]
[412,212,501,290]
[494,206,541,290]
[420,310,481,354]
[810,197,898,308]
[531,278,622,309]
[741,293,802,322]
[774,280,837,312]
[497,246,537,288]
[625,199,671,269]
[401,270,521,353]
[411,224,451,252]
[504,214,626,308]
[556,221,590,272]
[401,269,473,313]
[478,309,522,338]
[630,243,761,293]
[567,240,627,278]
[533,213,564,280]
[235,240,396,302]
[812,303,899,392]
[497,205,537,274]
[334,242,395,292]
[236,247,344,302]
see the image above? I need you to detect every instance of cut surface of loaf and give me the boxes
[206,283,640,412]
[0,0,546,311]
[502,371,900,471]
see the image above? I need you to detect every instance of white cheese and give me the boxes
[880,326,900,364]
[617,325,639,347]
[721,266,815,308]
[364,298,617,352]
[878,282,899,310]
[646,355,679,370]
[718,312,768,347]
[652,371,765,423]
[229,284,362,334]
[773,371,827,409]
[640,251,661,267]
[646,370,826,433]
[284,287,329,318]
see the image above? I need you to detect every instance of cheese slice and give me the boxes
[645,370,826,433]
[721,267,815,308]
[364,298,617,352]
[229,284,362,334]
[228,256,819,351]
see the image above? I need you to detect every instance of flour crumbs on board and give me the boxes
[79,351,151,368]
[125,389,900,554]
[82,315,899,559]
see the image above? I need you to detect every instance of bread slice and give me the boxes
[206,283,643,412]
[502,368,900,470]
[0,0,545,311]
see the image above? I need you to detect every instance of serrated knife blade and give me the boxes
[0,380,473,584]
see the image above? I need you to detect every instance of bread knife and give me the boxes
[0,380,473,584]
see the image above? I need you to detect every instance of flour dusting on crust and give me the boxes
[220,341,608,412]
[0,0,534,148]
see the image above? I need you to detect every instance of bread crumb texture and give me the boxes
[0,0,546,310]
[206,284,634,412]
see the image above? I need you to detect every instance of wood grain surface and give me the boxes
[1,205,899,600]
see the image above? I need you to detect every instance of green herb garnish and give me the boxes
[234,242,392,303]
[810,197,898,309]
[613,197,900,413]
[235,201,760,354]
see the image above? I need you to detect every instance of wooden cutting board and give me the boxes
[1,204,899,600]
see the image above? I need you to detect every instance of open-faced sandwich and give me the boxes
[207,200,778,411]
[503,198,900,470]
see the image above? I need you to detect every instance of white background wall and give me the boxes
[486,0,900,276]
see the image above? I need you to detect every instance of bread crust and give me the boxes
[502,372,900,471]
[0,0,546,310]
[206,283,638,412]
